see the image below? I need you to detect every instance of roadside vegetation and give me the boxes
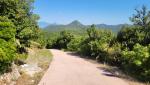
[0,0,52,85]
[0,0,40,73]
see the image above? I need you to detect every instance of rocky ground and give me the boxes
[0,48,52,85]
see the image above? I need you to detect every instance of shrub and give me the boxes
[0,16,16,73]
[80,40,100,57]
[121,43,150,81]
[79,25,114,60]
[117,26,145,50]
[53,30,74,49]
[105,43,122,66]
[67,37,82,51]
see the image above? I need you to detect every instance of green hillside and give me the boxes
[43,20,128,33]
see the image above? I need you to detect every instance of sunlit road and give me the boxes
[38,49,128,85]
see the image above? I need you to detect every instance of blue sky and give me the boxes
[33,0,150,25]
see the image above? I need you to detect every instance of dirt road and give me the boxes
[38,49,129,85]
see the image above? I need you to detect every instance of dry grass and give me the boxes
[16,48,53,85]
[26,49,52,63]
[16,72,44,85]
[16,74,33,85]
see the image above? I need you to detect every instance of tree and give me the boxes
[53,30,74,49]
[0,16,16,73]
[67,37,83,51]
[0,0,40,73]
[117,26,145,49]
[118,6,150,48]
[80,25,113,59]
[130,5,150,29]
[0,0,40,47]
[87,24,100,40]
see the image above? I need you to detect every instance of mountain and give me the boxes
[43,20,129,33]
[67,20,85,28]
[38,22,50,28]
[44,20,86,32]
[95,24,129,33]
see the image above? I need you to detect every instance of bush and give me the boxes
[79,25,114,60]
[35,31,48,48]
[105,43,122,66]
[46,40,54,49]
[0,16,16,73]
[121,43,150,81]
[117,26,145,50]
[67,37,82,51]
[52,30,74,49]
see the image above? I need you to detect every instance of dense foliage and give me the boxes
[67,37,83,51]
[52,30,74,49]
[0,0,40,73]
[116,6,150,81]
[80,25,113,58]
[121,44,150,79]
[0,16,16,73]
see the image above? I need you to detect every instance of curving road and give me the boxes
[38,49,129,85]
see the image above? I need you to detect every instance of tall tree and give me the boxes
[0,0,40,46]
[0,0,40,72]
[130,5,150,28]
[0,16,16,73]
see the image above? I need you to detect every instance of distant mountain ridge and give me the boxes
[67,20,85,27]
[38,22,50,28]
[43,20,130,33]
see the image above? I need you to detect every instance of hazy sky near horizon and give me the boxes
[34,0,150,25]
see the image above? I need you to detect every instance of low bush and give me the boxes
[105,43,122,66]
[121,43,150,81]
[67,37,83,51]
[52,30,74,49]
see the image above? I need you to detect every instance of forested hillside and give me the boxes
[43,20,127,33]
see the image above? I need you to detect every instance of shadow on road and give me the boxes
[97,67,121,78]
[66,52,125,79]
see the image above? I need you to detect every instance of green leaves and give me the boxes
[53,30,74,49]
[121,43,150,80]
[130,5,150,28]
[134,60,142,66]
[67,37,82,51]
[87,25,100,40]
[0,0,39,73]
[0,16,16,73]
[122,43,149,66]
[116,6,150,80]
[79,25,113,59]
